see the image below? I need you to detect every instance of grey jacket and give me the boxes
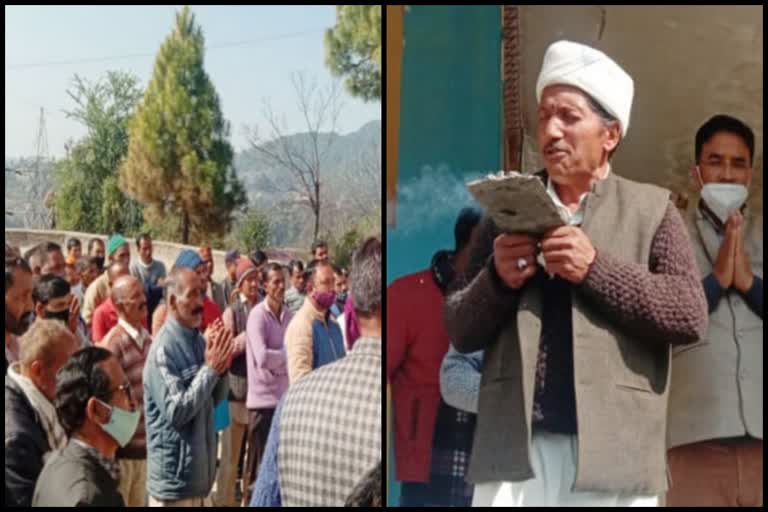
[668,206,763,447]
[143,315,229,500]
[444,172,707,495]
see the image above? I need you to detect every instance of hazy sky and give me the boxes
[5,5,381,159]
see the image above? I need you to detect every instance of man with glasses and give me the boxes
[667,115,763,507]
[33,346,137,506]
[101,275,154,506]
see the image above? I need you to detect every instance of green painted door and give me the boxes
[386,5,501,506]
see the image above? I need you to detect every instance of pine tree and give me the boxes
[325,5,381,102]
[120,5,245,244]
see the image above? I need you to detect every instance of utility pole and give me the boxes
[25,107,52,228]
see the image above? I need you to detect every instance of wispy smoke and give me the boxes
[392,163,487,235]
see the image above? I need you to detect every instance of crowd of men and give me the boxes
[388,40,762,507]
[6,234,382,507]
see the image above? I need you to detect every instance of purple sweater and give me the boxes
[245,300,293,409]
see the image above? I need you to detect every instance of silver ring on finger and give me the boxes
[517,257,528,270]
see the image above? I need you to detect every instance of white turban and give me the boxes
[536,40,634,137]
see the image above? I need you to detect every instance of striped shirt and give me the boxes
[101,319,152,459]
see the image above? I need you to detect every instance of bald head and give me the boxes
[111,275,146,326]
[107,261,130,286]
[112,275,140,304]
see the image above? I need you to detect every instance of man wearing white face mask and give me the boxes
[667,114,763,507]
[33,347,138,506]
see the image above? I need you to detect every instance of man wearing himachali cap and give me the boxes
[443,41,707,506]
[82,234,132,327]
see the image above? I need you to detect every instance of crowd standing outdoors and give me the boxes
[388,40,762,508]
[6,233,382,507]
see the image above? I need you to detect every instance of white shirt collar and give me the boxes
[118,317,146,350]
[546,163,611,225]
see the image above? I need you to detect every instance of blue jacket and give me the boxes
[143,315,228,500]
[311,317,345,370]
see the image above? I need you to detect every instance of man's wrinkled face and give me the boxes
[696,132,753,189]
[537,85,619,186]
[118,280,147,327]
[291,267,304,291]
[82,263,100,287]
[87,356,135,436]
[264,269,285,304]
[314,246,329,262]
[334,273,348,294]
[65,264,80,286]
[309,264,335,295]
[240,272,261,303]
[170,271,205,329]
[6,268,34,333]
[42,250,66,278]
[112,244,130,267]
[90,242,105,259]
[138,239,153,264]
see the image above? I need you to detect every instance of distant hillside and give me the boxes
[234,119,380,199]
[5,120,381,246]
[233,119,381,245]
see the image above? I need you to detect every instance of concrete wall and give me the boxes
[5,228,306,282]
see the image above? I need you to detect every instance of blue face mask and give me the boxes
[96,399,141,448]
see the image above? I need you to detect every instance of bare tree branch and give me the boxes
[343,136,381,217]
[245,71,344,240]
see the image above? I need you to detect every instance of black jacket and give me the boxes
[32,441,126,507]
[4,374,51,507]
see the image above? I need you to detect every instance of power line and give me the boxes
[5,92,70,119]
[6,28,327,70]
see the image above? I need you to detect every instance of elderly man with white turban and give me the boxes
[443,40,708,506]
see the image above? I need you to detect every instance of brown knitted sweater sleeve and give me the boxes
[443,216,521,353]
[580,202,707,346]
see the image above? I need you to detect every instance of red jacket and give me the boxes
[201,296,222,332]
[387,269,449,483]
